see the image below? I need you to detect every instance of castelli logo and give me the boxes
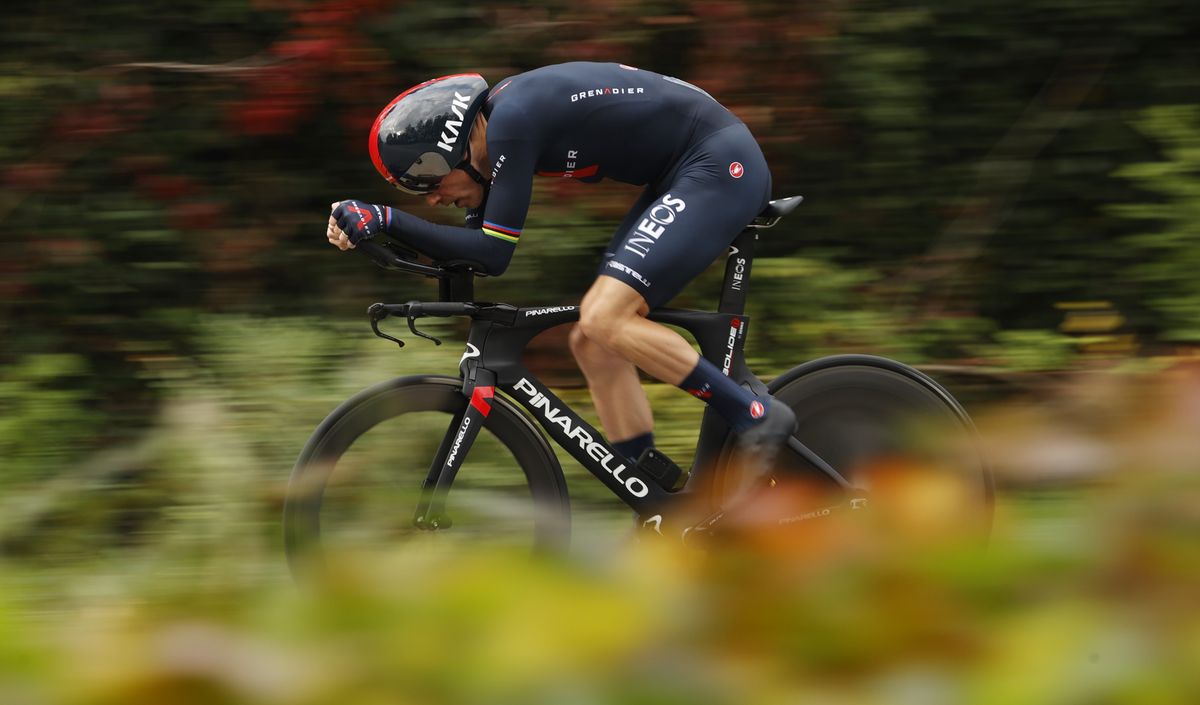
[749,400,765,419]
[729,162,744,179]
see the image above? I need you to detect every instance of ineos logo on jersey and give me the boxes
[514,378,650,499]
[436,91,473,152]
[622,194,686,259]
[729,162,744,178]
[570,87,645,102]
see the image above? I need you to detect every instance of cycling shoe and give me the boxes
[735,397,797,482]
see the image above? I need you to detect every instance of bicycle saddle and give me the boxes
[751,195,804,229]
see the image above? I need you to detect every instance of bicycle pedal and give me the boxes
[634,448,685,490]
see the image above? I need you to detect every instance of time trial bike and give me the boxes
[284,196,992,575]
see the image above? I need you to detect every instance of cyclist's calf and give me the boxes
[578,276,698,385]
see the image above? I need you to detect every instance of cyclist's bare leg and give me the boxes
[569,326,654,442]
[579,276,796,529]
[576,276,700,386]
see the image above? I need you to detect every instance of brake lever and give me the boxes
[407,313,442,346]
[367,303,405,348]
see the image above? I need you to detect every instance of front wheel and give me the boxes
[284,376,572,580]
[719,355,993,541]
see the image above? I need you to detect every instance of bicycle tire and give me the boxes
[284,375,571,579]
[718,354,993,539]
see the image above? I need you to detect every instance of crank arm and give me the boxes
[679,487,871,547]
[786,436,854,490]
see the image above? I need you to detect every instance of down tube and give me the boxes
[500,374,670,514]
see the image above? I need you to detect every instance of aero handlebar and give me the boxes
[356,239,445,278]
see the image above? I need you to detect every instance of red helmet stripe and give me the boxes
[368,73,485,185]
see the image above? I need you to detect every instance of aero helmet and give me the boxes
[369,73,490,194]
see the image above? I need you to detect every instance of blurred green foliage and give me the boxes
[1113,105,1200,343]
[0,355,100,485]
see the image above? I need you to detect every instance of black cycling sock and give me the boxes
[613,432,655,462]
[678,357,766,432]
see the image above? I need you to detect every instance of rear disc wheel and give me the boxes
[720,356,992,542]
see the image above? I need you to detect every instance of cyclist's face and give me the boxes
[423,114,489,210]
[424,168,484,209]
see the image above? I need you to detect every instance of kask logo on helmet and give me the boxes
[369,73,487,194]
[437,91,475,153]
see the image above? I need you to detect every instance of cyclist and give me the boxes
[327,62,795,481]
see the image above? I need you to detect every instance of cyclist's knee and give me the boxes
[577,323,610,358]
[568,324,588,353]
[568,324,604,360]
[571,325,626,373]
[578,302,623,345]
[579,280,642,344]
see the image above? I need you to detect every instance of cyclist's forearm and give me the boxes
[386,208,515,275]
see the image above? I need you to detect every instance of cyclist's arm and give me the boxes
[382,208,515,274]
[472,127,536,253]
[382,129,536,276]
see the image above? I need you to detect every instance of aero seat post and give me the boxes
[717,228,757,315]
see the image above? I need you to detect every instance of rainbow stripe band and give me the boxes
[482,221,521,243]
[483,229,519,243]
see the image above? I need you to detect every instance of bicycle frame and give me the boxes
[410,226,771,531]
[292,195,993,552]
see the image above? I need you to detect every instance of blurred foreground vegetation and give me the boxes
[1,375,1198,702]
[1,315,1198,703]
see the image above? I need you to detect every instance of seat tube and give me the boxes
[718,229,757,315]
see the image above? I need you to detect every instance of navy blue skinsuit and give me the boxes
[386,62,771,309]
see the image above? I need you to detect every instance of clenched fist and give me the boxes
[326,202,355,250]
[327,200,392,250]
